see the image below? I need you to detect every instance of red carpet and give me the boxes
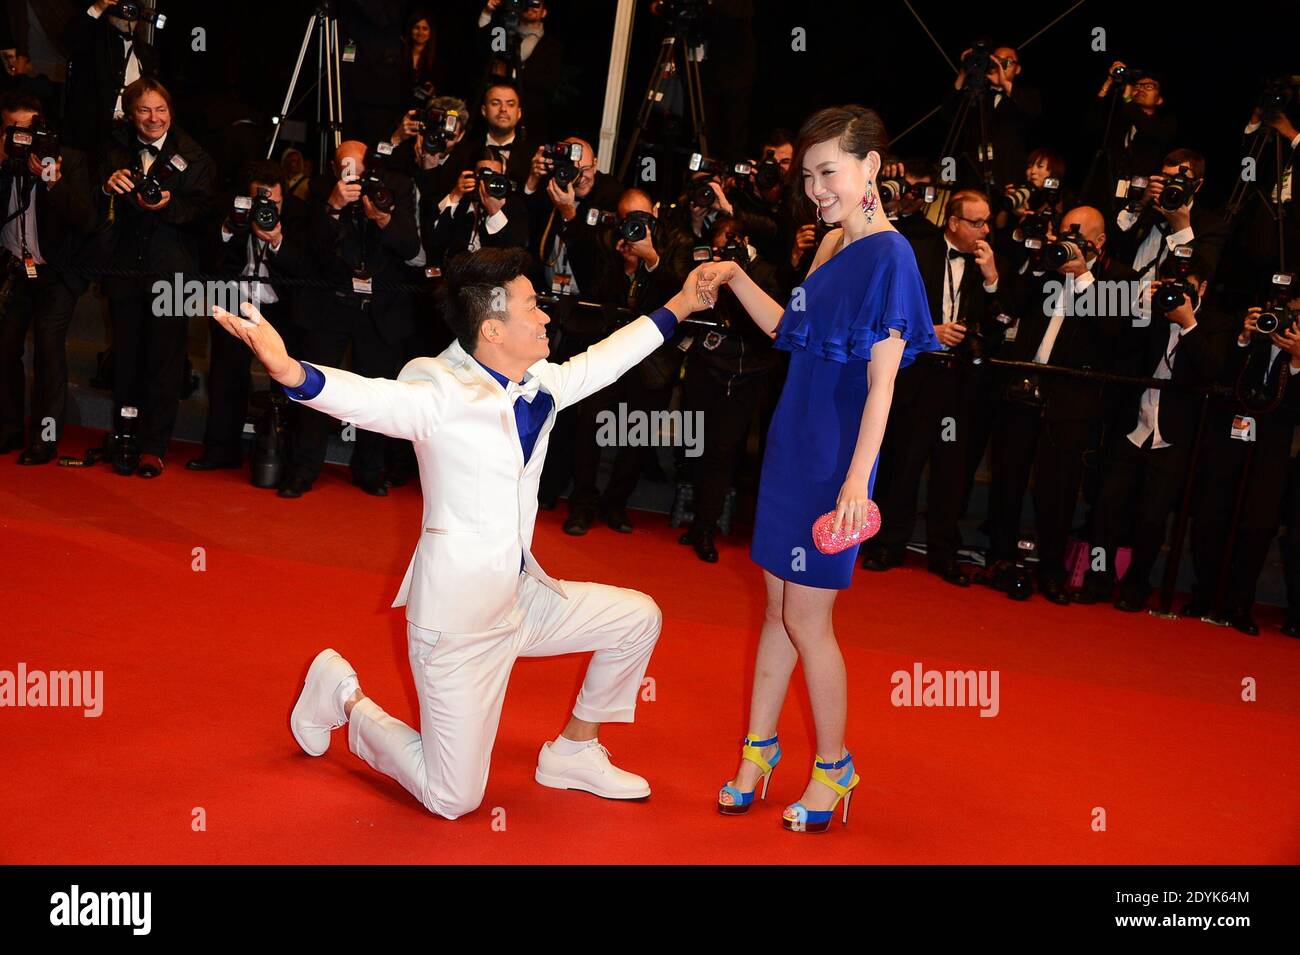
[2,425,1298,864]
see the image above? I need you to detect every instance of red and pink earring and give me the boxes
[860,182,878,222]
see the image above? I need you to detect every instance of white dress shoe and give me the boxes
[290,649,356,756]
[534,740,651,800]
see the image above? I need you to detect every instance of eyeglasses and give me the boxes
[956,216,989,229]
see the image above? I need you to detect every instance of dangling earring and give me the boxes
[815,201,823,224]
[860,181,878,222]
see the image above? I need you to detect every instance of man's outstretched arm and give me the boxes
[546,286,703,411]
[211,303,443,442]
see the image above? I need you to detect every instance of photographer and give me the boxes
[994,147,1068,262]
[985,206,1136,603]
[725,129,794,270]
[522,135,621,299]
[1184,293,1300,635]
[424,148,530,271]
[1110,148,1229,293]
[277,139,420,498]
[880,158,940,241]
[476,1,564,142]
[947,43,1043,191]
[186,160,311,472]
[562,186,685,536]
[861,189,1008,587]
[1080,250,1235,610]
[0,92,93,464]
[98,77,216,478]
[677,213,780,562]
[1089,63,1178,204]
[62,0,159,152]
[404,81,534,196]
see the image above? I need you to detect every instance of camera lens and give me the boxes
[1256,310,1280,335]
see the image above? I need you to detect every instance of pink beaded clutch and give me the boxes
[811,502,882,555]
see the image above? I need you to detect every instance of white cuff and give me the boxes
[1178,320,1197,336]
[1166,226,1194,249]
[1116,208,1137,232]
[484,209,508,234]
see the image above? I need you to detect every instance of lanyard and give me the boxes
[944,255,960,323]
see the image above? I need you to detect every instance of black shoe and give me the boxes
[16,442,57,465]
[1281,618,1300,638]
[603,505,633,534]
[563,506,596,536]
[1179,598,1211,618]
[352,473,389,496]
[861,546,905,572]
[185,453,241,471]
[277,476,312,499]
[1229,612,1260,637]
[1004,568,1034,601]
[1074,575,1114,605]
[136,454,164,479]
[928,559,969,587]
[679,526,718,563]
[1114,587,1148,613]
[1039,578,1072,605]
[0,433,22,454]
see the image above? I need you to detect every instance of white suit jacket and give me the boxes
[289,313,673,633]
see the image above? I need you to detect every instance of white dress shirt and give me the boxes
[938,237,998,351]
[220,227,281,306]
[1034,262,1096,364]
[1,176,45,264]
[1117,200,1196,279]
[1127,319,1198,449]
[1242,122,1300,204]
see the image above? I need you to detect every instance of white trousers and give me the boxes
[347,573,661,819]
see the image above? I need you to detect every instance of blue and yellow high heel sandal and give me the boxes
[717,734,781,815]
[782,751,859,833]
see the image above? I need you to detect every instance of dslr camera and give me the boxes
[1005,177,1060,214]
[1254,273,1297,336]
[1151,245,1200,314]
[133,153,187,205]
[1042,223,1098,271]
[108,1,166,28]
[542,142,584,187]
[878,178,937,206]
[418,106,462,154]
[1110,63,1143,84]
[229,186,280,233]
[3,120,60,170]
[352,142,395,214]
[474,167,513,200]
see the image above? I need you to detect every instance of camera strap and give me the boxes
[3,174,38,278]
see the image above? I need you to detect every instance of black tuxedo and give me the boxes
[1108,200,1230,283]
[986,254,1138,583]
[0,147,95,449]
[476,21,564,142]
[423,191,530,271]
[61,10,159,151]
[1088,97,1179,192]
[432,132,535,199]
[522,170,624,298]
[1190,335,1300,615]
[285,168,421,487]
[97,125,217,460]
[195,196,312,464]
[1089,303,1237,600]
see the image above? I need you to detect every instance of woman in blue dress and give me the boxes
[687,105,938,832]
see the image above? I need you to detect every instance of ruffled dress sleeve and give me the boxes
[774,232,939,368]
[848,235,940,369]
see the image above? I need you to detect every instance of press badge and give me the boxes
[1230,415,1254,442]
[343,41,357,63]
[550,274,571,295]
[352,274,373,295]
[23,254,37,279]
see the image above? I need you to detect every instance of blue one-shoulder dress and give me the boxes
[750,230,939,589]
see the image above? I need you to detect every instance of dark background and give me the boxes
[152,0,1294,208]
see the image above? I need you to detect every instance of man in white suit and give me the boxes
[212,247,708,819]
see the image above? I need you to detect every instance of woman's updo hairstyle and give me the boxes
[788,105,889,223]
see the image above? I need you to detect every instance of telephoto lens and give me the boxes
[251,188,280,230]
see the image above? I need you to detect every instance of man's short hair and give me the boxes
[0,90,44,117]
[1162,148,1206,180]
[759,127,794,153]
[438,247,536,354]
[946,189,990,222]
[482,79,522,105]
[246,159,284,192]
[429,94,467,115]
[901,157,938,181]
[122,77,173,115]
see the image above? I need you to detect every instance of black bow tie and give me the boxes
[948,248,975,261]
[139,143,159,156]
